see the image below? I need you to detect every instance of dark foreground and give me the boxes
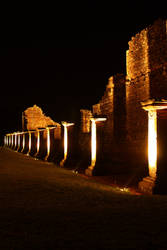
[0,147,167,249]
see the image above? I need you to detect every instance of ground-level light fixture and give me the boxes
[60,122,74,166]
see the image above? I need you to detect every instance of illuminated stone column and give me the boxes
[85,117,106,176]
[8,134,11,147]
[21,132,26,153]
[14,132,18,150]
[60,122,74,166]
[17,133,21,151]
[44,127,50,161]
[4,136,6,146]
[148,110,157,178]
[27,131,32,156]
[34,129,40,157]
[11,133,15,148]
[138,99,167,194]
[9,134,12,148]
[6,135,8,147]
[44,126,56,161]
[4,135,7,146]
[7,134,10,147]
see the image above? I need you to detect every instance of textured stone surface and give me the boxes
[82,19,167,176]
[24,105,60,131]
[80,109,92,133]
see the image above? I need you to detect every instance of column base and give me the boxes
[138,176,156,194]
[85,166,95,176]
[60,159,66,167]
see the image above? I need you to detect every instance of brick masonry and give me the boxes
[80,19,167,176]
[24,105,60,131]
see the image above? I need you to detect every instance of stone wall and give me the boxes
[24,105,60,131]
[83,19,167,175]
[125,19,167,170]
[90,74,127,174]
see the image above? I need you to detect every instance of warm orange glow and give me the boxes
[17,133,21,151]
[45,128,50,161]
[91,119,96,167]
[36,130,40,155]
[9,134,12,147]
[4,136,6,146]
[4,135,8,146]
[148,110,157,178]
[60,122,74,166]
[64,125,68,161]
[21,133,25,152]
[90,118,106,168]
[14,133,17,149]
[5,135,7,146]
[7,135,9,147]
[27,131,32,155]
[11,134,14,147]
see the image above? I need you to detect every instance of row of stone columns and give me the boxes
[4,122,74,166]
[4,118,107,173]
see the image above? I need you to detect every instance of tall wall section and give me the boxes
[92,74,126,172]
[126,19,167,169]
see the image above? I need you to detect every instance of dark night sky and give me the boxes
[0,2,167,141]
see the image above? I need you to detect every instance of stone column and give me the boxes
[14,132,18,150]
[21,132,26,153]
[27,131,32,156]
[138,99,167,194]
[60,122,74,166]
[17,133,21,151]
[85,118,106,176]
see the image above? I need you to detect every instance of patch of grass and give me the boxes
[1,147,167,249]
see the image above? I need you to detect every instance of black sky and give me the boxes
[0,2,167,140]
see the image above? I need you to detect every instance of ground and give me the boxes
[0,147,167,249]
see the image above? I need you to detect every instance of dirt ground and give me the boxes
[1,147,167,249]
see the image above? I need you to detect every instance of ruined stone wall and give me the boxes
[125,19,167,169]
[126,21,150,146]
[92,76,114,157]
[147,19,167,99]
[24,105,60,131]
[92,74,126,168]
[80,109,92,133]
[126,28,149,80]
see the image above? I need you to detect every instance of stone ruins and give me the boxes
[4,19,167,194]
